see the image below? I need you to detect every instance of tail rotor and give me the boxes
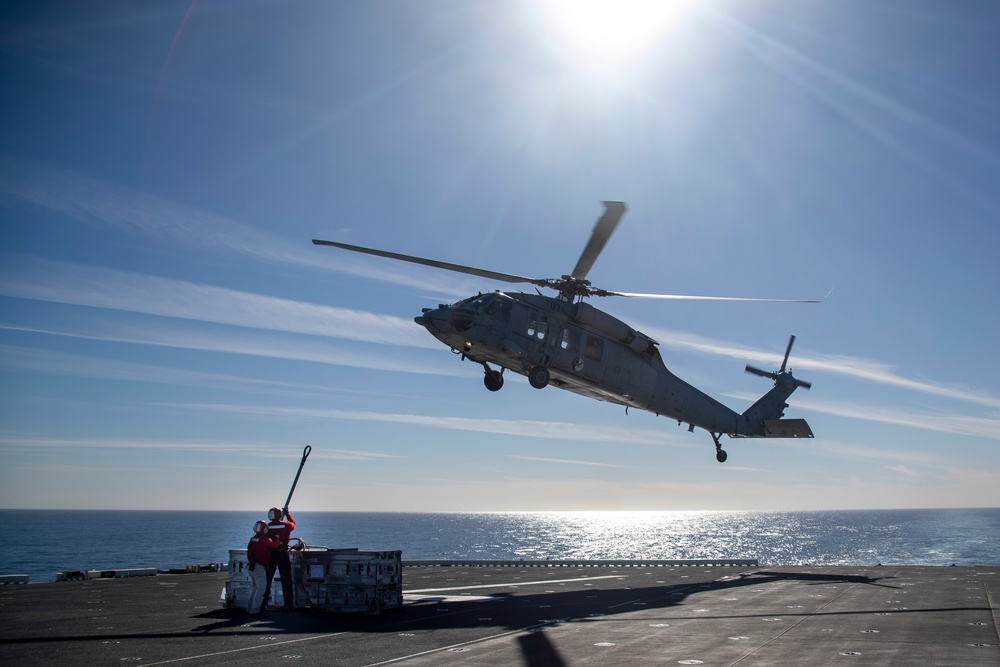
[746,335,812,390]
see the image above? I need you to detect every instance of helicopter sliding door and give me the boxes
[555,324,605,383]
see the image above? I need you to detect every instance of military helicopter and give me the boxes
[314,201,817,463]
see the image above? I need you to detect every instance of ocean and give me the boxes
[2,508,998,583]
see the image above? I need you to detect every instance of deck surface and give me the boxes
[2,564,998,666]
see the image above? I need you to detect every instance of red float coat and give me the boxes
[267,511,296,549]
[248,534,282,566]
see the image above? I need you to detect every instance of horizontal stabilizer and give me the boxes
[762,419,814,438]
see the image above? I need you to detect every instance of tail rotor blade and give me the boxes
[745,365,775,380]
[780,335,796,374]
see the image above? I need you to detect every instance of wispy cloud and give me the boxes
[510,455,622,468]
[163,403,678,446]
[0,158,485,299]
[0,317,451,376]
[0,435,275,455]
[0,434,394,461]
[808,439,945,467]
[645,325,1000,410]
[724,387,1000,441]
[0,256,434,348]
[801,398,1000,441]
[0,342,455,395]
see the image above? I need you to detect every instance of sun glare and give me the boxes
[537,0,692,71]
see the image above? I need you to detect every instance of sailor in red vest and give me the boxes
[262,506,296,611]
[246,520,281,617]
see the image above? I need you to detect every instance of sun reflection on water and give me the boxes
[433,509,950,565]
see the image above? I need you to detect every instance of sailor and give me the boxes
[246,520,281,617]
[262,506,296,611]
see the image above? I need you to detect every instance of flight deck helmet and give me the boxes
[268,507,283,521]
[253,520,268,535]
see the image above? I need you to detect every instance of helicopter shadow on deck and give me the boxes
[0,569,900,656]
[190,568,900,636]
[184,569,906,667]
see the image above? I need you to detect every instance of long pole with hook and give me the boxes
[283,445,311,513]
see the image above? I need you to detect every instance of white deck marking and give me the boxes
[362,620,557,667]
[140,632,348,666]
[405,593,499,603]
[407,574,623,594]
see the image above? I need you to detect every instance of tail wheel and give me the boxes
[528,365,550,389]
[711,432,728,463]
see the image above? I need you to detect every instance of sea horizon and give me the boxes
[4,505,998,512]
[3,508,998,583]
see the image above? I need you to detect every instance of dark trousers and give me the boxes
[263,550,293,609]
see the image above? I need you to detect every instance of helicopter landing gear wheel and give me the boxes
[484,369,504,392]
[711,432,728,463]
[528,365,550,389]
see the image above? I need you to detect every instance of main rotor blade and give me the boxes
[570,201,627,281]
[312,239,546,287]
[610,291,821,303]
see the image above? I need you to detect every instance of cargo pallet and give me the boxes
[224,547,402,613]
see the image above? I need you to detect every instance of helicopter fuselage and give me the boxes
[415,291,794,440]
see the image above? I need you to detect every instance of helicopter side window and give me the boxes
[560,327,581,352]
[526,311,547,340]
[584,334,604,361]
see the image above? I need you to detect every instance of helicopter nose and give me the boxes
[415,307,451,333]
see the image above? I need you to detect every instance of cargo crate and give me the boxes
[223,547,402,613]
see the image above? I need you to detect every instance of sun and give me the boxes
[536,0,692,71]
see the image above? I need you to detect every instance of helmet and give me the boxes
[268,507,282,521]
[253,520,268,535]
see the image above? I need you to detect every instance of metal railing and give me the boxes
[403,558,758,568]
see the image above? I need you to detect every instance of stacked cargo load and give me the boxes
[296,548,402,613]
[223,545,402,614]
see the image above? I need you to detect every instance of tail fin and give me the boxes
[740,335,813,438]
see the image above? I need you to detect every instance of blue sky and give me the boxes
[1,0,998,511]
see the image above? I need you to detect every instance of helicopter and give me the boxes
[313,201,817,463]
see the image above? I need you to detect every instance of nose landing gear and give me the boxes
[483,364,504,392]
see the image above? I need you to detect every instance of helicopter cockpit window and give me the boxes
[484,296,512,322]
[450,307,476,332]
[560,326,581,352]
[584,335,604,361]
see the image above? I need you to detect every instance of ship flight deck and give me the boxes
[1,563,998,666]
